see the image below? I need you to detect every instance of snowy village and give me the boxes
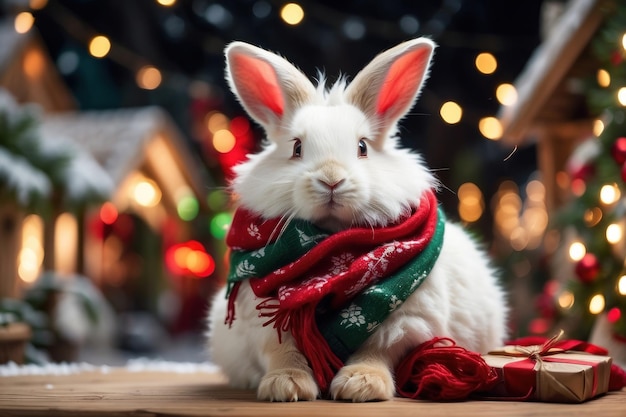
[0,0,625,415]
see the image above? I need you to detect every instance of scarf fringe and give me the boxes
[225,281,242,327]
[257,299,343,391]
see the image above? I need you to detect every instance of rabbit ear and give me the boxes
[346,38,435,143]
[225,42,316,136]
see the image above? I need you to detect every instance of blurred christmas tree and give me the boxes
[547,2,626,343]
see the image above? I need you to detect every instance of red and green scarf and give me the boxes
[224,190,445,392]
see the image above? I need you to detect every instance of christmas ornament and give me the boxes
[611,137,626,165]
[575,253,600,283]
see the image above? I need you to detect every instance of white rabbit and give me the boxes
[207,38,507,402]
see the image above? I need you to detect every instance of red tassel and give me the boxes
[225,281,242,327]
[395,338,498,401]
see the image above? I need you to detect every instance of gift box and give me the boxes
[481,334,613,403]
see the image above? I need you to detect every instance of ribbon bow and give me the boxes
[491,330,610,402]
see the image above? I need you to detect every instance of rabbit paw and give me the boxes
[257,368,319,402]
[330,363,394,402]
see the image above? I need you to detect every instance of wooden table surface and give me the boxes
[0,368,625,417]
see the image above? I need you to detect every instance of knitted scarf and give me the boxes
[225,190,445,392]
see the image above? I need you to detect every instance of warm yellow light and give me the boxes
[600,184,620,205]
[23,49,44,79]
[457,182,484,223]
[623,33,626,50]
[588,294,605,315]
[19,215,44,284]
[526,180,545,203]
[206,112,229,133]
[213,129,236,153]
[55,212,77,275]
[136,66,162,90]
[156,0,176,6]
[597,69,611,87]
[557,291,575,310]
[496,83,517,106]
[618,87,626,106]
[606,223,623,244]
[14,12,34,34]
[440,101,462,124]
[134,179,162,207]
[593,119,605,137]
[280,3,304,25]
[584,207,603,227]
[89,35,111,58]
[475,52,497,74]
[618,275,626,295]
[478,117,502,140]
[568,241,586,261]
[29,0,48,9]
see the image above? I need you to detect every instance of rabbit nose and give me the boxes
[318,178,345,191]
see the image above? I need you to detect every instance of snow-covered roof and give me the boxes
[41,107,209,202]
[497,0,607,145]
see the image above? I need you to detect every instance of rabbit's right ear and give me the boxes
[225,42,316,136]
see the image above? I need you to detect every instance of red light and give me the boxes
[229,116,250,136]
[607,307,622,324]
[165,240,215,278]
[100,202,118,225]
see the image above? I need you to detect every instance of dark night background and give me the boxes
[1,0,548,240]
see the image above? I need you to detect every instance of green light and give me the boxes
[210,212,232,239]
[207,190,228,211]
[177,196,199,221]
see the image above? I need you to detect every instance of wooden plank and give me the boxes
[0,369,624,417]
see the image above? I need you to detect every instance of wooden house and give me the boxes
[0,20,212,305]
[497,0,610,210]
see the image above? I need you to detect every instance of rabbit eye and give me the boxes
[358,139,368,158]
[292,138,302,159]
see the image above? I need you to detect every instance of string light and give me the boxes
[478,116,502,140]
[440,101,462,124]
[597,69,611,87]
[14,12,35,34]
[213,129,236,153]
[618,275,626,295]
[475,52,497,74]
[134,179,161,207]
[618,87,626,106]
[568,241,586,261]
[281,3,305,25]
[88,35,111,58]
[557,291,575,310]
[156,0,177,6]
[206,112,229,133]
[457,182,484,223]
[588,294,605,315]
[136,65,162,90]
[495,83,517,106]
[100,202,119,225]
[606,223,623,244]
[599,183,620,205]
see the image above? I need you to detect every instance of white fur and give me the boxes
[208,38,508,402]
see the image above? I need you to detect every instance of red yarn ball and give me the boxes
[611,137,626,165]
[575,253,600,283]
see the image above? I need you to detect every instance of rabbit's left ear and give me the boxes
[346,38,435,143]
